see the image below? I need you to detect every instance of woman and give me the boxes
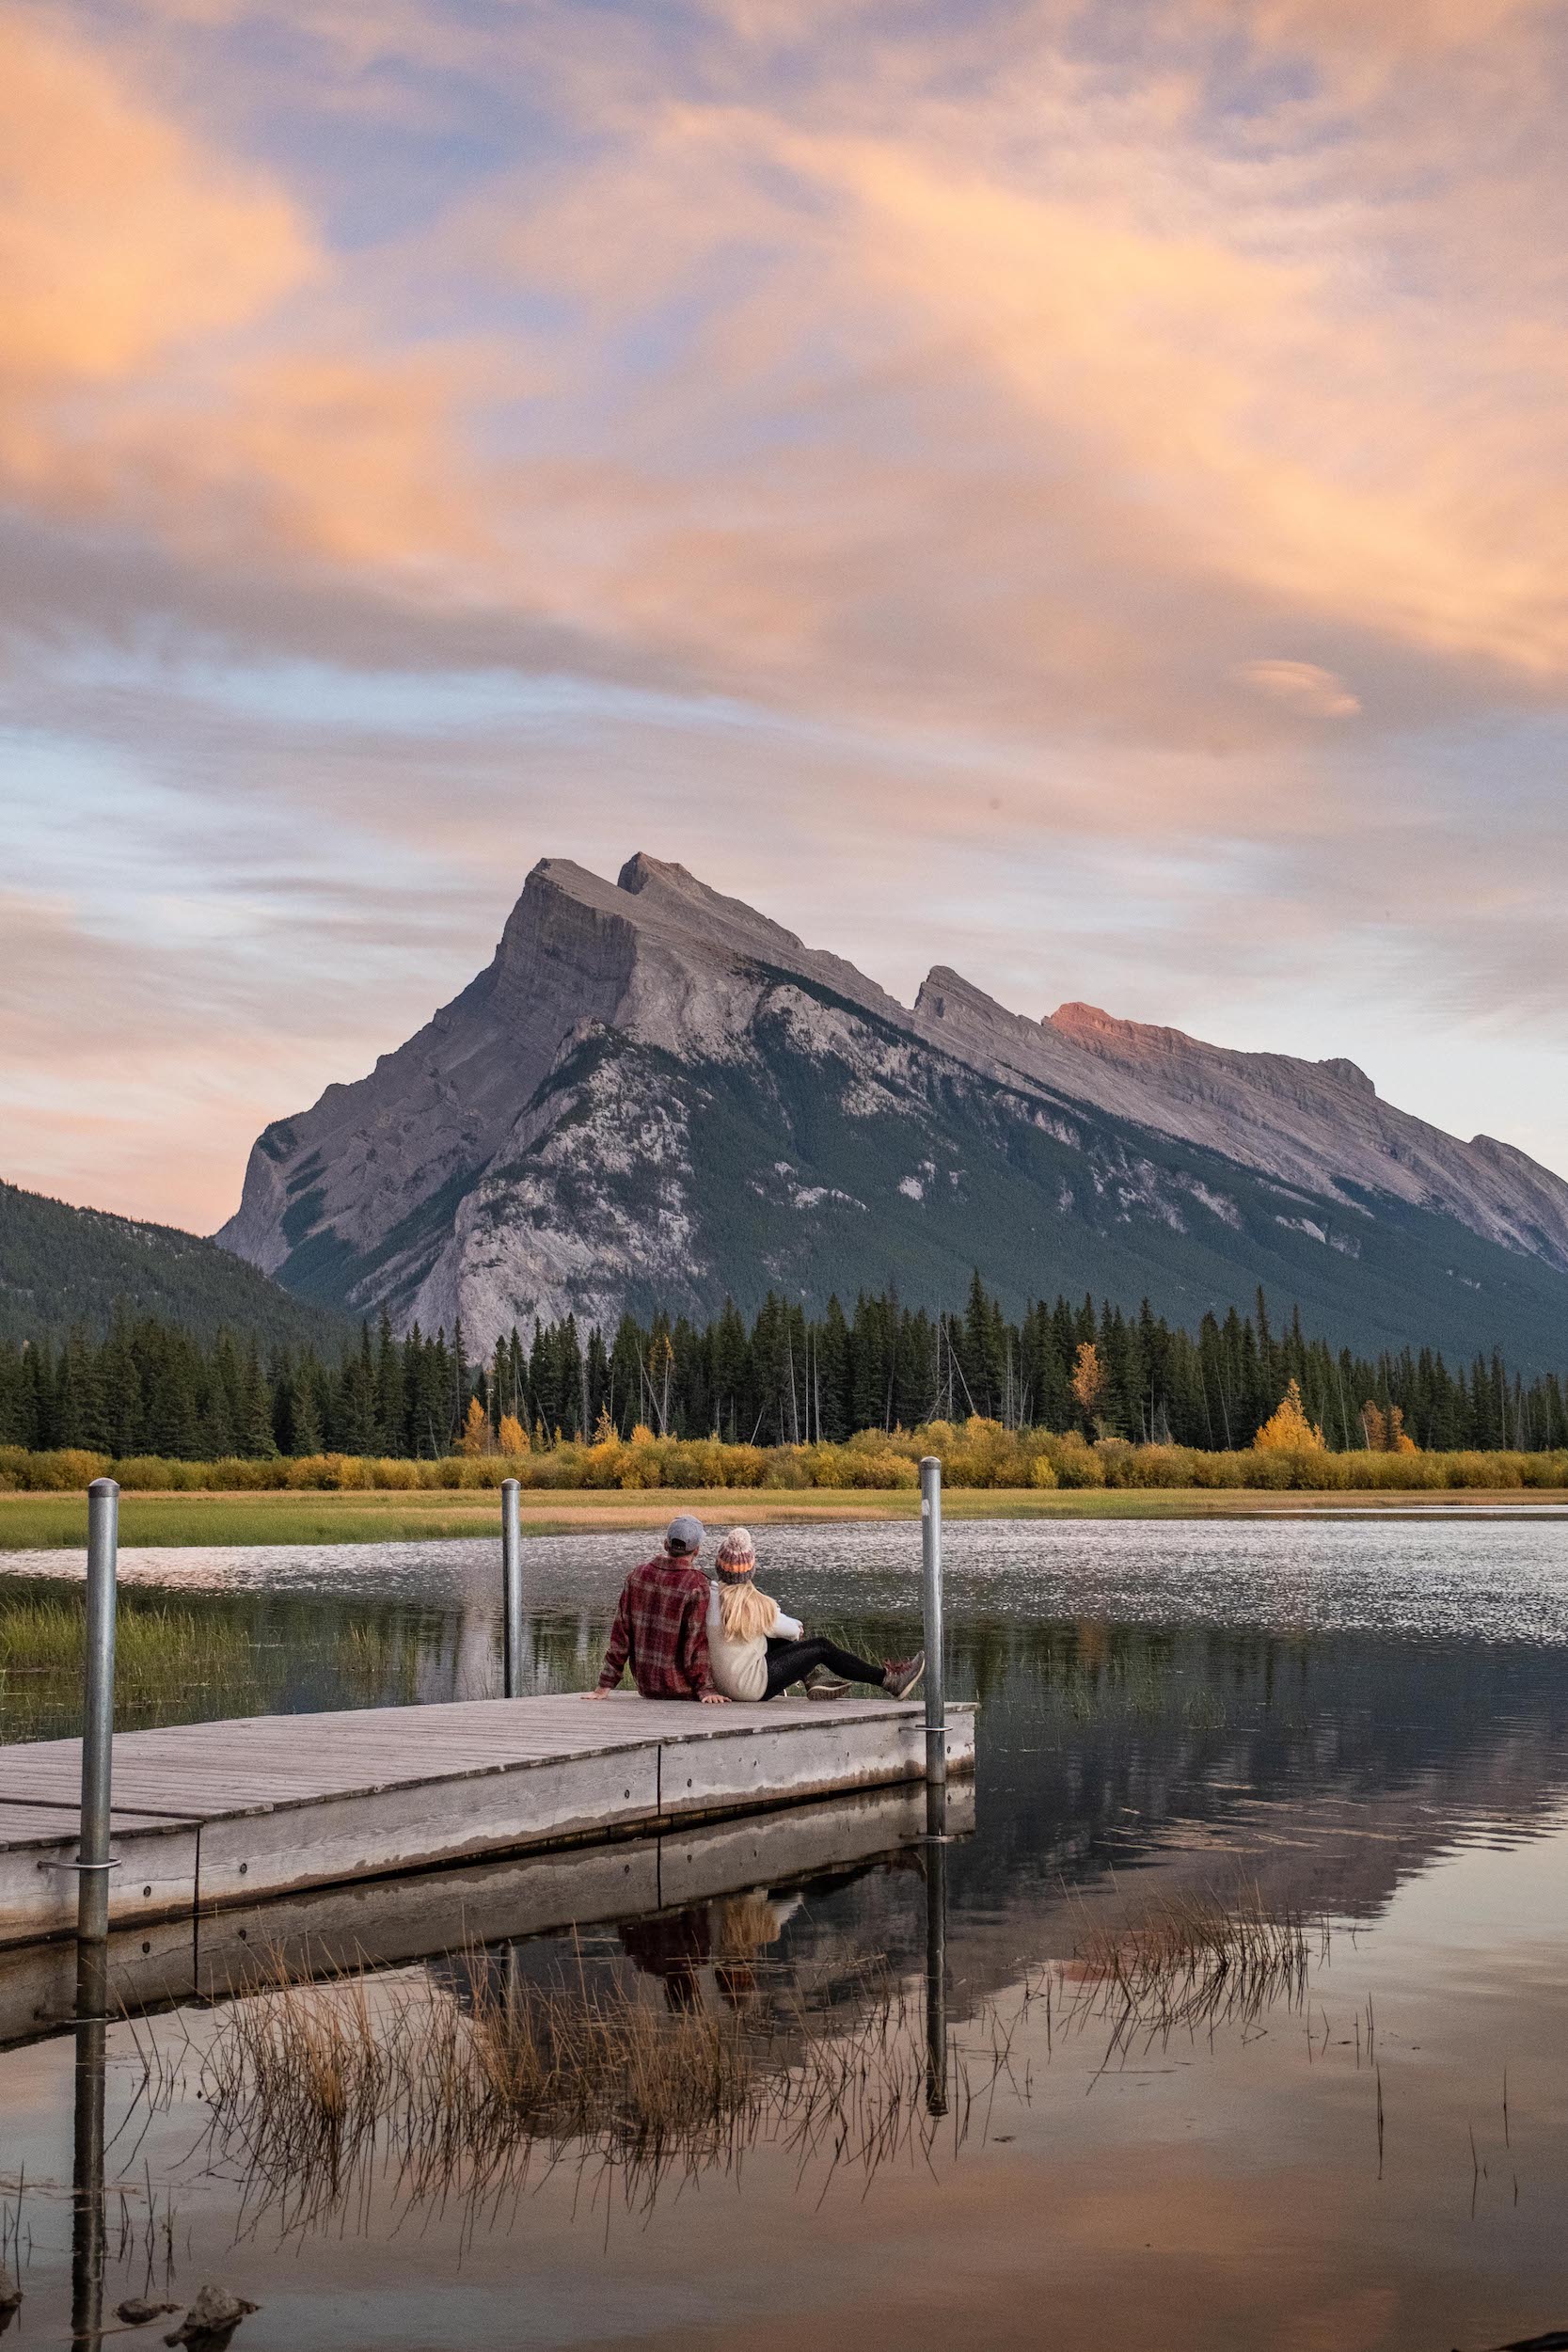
[705,1527,925,1703]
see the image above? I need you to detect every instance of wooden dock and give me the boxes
[0,1774,976,2047]
[0,1692,975,1947]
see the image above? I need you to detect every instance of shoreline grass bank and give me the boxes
[2,1484,1565,1550]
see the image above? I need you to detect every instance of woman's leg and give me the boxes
[762,1635,885,1701]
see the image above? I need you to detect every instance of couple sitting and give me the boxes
[584,1514,925,1707]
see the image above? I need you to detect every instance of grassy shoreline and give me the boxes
[2,1485,1564,1550]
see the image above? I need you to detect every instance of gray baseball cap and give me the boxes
[664,1513,705,1556]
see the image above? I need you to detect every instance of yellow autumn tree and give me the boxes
[1069,1341,1105,1425]
[1255,1379,1325,1452]
[457,1395,489,1456]
[1363,1399,1417,1453]
[498,1411,528,1456]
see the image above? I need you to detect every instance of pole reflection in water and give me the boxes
[924,1778,948,2118]
[71,1944,107,2352]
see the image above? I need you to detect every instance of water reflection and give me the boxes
[188,1810,974,2237]
[70,1947,105,2352]
[5,1519,1568,2345]
[923,1779,948,2119]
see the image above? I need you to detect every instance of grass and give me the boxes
[192,1942,974,2228]
[0,1587,427,1740]
[0,1593,264,1740]
[1058,1882,1323,2058]
[3,1481,1558,1551]
[1044,1660,1229,1730]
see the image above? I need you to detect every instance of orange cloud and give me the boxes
[11,0,1568,714]
[1222,0,1555,60]
[98,347,499,575]
[716,119,1568,686]
[0,8,509,587]
[0,8,314,391]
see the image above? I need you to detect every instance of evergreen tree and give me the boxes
[240,1343,280,1458]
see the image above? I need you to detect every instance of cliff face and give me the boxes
[215,853,1568,1366]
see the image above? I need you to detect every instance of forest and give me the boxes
[2,1275,1564,1461]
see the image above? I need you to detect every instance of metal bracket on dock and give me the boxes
[41,1857,121,1873]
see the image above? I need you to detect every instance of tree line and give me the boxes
[2,1276,1565,1460]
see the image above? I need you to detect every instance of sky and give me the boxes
[3,0,1567,1234]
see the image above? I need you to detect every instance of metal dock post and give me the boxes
[77,1479,119,1944]
[920,1454,945,1786]
[500,1477,524,1698]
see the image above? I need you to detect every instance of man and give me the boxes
[583,1514,728,1704]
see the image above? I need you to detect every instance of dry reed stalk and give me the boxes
[1058,1880,1323,2061]
[197,1941,976,2233]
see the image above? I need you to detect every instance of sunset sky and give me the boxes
[5,0,1567,1232]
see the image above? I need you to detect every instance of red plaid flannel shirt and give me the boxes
[596,1555,714,1698]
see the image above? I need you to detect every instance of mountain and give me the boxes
[215,854,1568,1371]
[0,1178,354,1351]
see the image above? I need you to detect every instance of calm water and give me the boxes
[3,1518,1568,2350]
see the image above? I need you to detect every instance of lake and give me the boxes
[3,1517,1568,2350]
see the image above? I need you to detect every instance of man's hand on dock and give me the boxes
[579,1684,728,1703]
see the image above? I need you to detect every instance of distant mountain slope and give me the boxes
[215,854,1568,1372]
[0,1179,355,1350]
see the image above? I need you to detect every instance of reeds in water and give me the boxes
[0,1596,262,1740]
[197,1942,975,2232]
[1060,1880,1323,2060]
[0,1591,424,1740]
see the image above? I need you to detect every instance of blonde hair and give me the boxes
[714,1529,777,1641]
[718,1578,778,1643]
[712,1892,781,1957]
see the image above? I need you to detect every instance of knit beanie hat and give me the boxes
[715,1527,756,1583]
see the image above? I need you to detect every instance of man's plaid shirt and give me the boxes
[596,1554,715,1698]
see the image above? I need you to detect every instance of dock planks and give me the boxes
[0,1692,975,1945]
[0,1776,977,2049]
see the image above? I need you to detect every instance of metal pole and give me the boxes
[924,1779,949,2117]
[78,1479,118,1944]
[920,1454,945,1786]
[500,1477,523,1699]
[70,1944,107,2349]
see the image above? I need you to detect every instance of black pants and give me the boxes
[762,1635,884,1702]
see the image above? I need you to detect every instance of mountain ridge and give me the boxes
[0,1178,354,1351]
[214,854,1568,1369]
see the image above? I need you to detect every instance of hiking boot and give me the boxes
[804,1665,851,1700]
[882,1652,926,1701]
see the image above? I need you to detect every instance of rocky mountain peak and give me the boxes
[1047,1002,1196,1060]
[612,850,810,964]
[215,850,1568,1357]
[617,850,686,896]
[914,966,1001,1022]
[1319,1057,1376,1094]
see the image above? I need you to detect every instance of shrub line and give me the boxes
[5,1421,1566,1496]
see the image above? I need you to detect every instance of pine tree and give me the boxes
[608,1315,645,1438]
[240,1343,279,1458]
[815,1295,851,1441]
[375,1311,404,1453]
[710,1298,749,1439]
[289,1366,324,1455]
[196,1375,236,1459]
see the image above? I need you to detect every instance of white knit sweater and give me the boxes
[705,1584,803,1701]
